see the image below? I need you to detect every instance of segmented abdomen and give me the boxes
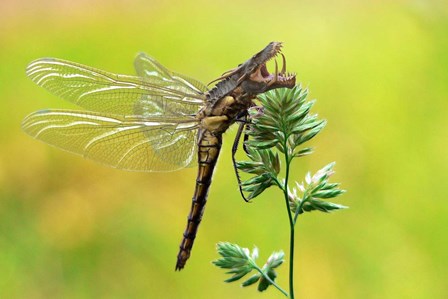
[175,129,222,270]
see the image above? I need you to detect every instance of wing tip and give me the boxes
[26,57,59,80]
[21,109,51,130]
[27,57,57,67]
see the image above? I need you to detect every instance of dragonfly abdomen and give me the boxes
[176,129,222,270]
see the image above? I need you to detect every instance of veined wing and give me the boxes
[133,53,209,117]
[22,109,200,172]
[134,52,208,94]
[26,58,206,117]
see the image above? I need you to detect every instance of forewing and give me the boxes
[133,53,208,117]
[22,109,199,172]
[26,58,206,117]
[134,52,208,93]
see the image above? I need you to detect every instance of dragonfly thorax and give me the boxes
[198,94,253,133]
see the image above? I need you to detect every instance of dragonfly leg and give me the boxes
[242,123,250,154]
[232,115,250,202]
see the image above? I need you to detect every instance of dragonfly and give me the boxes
[22,42,296,270]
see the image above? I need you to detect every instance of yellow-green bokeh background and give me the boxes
[1,0,447,298]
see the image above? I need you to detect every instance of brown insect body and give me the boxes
[176,42,296,270]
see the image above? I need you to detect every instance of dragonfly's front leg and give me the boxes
[231,113,251,202]
[231,104,266,202]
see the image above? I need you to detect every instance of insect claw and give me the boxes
[281,53,286,74]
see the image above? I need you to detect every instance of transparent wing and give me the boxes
[26,57,206,117]
[22,109,200,172]
[132,53,208,118]
[134,52,208,93]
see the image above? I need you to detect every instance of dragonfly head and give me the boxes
[209,42,296,95]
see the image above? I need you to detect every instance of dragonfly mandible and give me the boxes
[22,42,296,270]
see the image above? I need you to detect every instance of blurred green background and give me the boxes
[1,0,447,298]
